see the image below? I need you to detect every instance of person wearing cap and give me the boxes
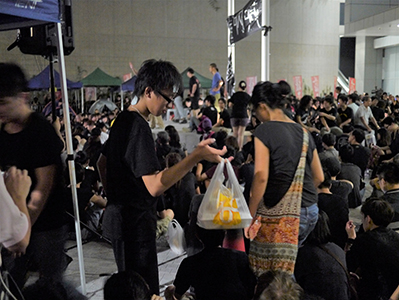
[98,59,226,295]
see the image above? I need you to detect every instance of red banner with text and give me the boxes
[311,75,320,98]
[349,77,356,94]
[293,75,303,99]
[333,76,338,99]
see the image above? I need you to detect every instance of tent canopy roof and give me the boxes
[181,67,213,89]
[0,0,60,31]
[28,65,82,90]
[81,67,122,87]
[121,75,137,92]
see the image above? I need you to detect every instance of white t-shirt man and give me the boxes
[0,174,29,248]
[354,104,374,127]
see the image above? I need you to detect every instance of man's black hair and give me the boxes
[338,94,348,103]
[187,67,194,74]
[318,171,332,189]
[323,96,334,105]
[339,143,354,163]
[196,225,224,248]
[382,117,395,126]
[322,133,336,147]
[133,59,182,98]
[204,94,216,106]
[218,98,226,105]
[305,210,331,245]
[104,270,152,300]
[322,156,341,177]
[0,62,29,98]
[377,162,399,184]
[361,198,394,227]
[351,128,365,143]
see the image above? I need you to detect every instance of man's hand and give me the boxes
[192,138,227,163]
[345,220,356,239]
[4,167,31,204]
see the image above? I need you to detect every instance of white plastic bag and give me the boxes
[197,160,252,229]
[166,219,186,255]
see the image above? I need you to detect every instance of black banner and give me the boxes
[226,0,262,44]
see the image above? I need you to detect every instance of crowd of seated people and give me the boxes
[22,88,399,300]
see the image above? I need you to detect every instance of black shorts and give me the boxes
[191,97,199,110]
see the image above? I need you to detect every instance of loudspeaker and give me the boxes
[17,0,74,56]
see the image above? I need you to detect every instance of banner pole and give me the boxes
[261,0,269,81]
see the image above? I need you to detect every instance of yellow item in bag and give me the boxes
[213,188,242,226]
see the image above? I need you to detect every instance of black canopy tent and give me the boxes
[0,0,87,293]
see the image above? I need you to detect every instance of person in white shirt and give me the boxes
[0,167,31,256]
[354,96,380,132]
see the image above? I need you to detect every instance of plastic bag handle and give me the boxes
[225,159,240,187]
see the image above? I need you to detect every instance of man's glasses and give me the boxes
[156,90,174,104]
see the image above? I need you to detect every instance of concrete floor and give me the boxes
[62,236,185,300]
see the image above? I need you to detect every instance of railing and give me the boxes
[338,69,349,93]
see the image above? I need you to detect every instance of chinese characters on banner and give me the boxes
[311,75,320,97]
[293,75,303,99]
[333,76,338,99]
[349,77,356,94]
[226,0,263,44]
[246,76,258,95]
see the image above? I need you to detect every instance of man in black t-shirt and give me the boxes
[0,63,67,289]
[320,96,342,136]
[98,60,226,295]
[187,68,200,110]
[214,98,231,128]
[337,94,353,128]
[199,95,218,125]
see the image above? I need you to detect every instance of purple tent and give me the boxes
[121,75,137,91]
[28,65,82,89]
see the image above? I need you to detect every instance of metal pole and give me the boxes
[121,87,124,111]
[81,87,84,114]
[228,0,236,75]
[56,22,87,295]
[261,0,270,81]
[49,53,57,122]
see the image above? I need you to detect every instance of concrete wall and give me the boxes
[355,36,383,94]
[0,0,340,96]
[383,46,399,94]
[345,0,399,23]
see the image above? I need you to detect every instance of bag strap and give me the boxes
[318,244,349,276]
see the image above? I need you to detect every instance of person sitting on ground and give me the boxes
[322,156,353,206]
[155,131,172,169]
[295,211,350,300]
[198,95,218,126]
[375,163,399,224]
[337,94,353,129]
[337,144,363,208]
[164,153,197,226]
[104,270,163,300]
[348,128,372,176]
[345,198,399,300]
[353,95,380,134]
[213,98,231,129]
[253,270,303,300]
[317,172,349,249]
[318,133,339,164]
[295,95,319,134]
[165,125,186,158]
[164,225,256,300]
[319,96,342,136]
